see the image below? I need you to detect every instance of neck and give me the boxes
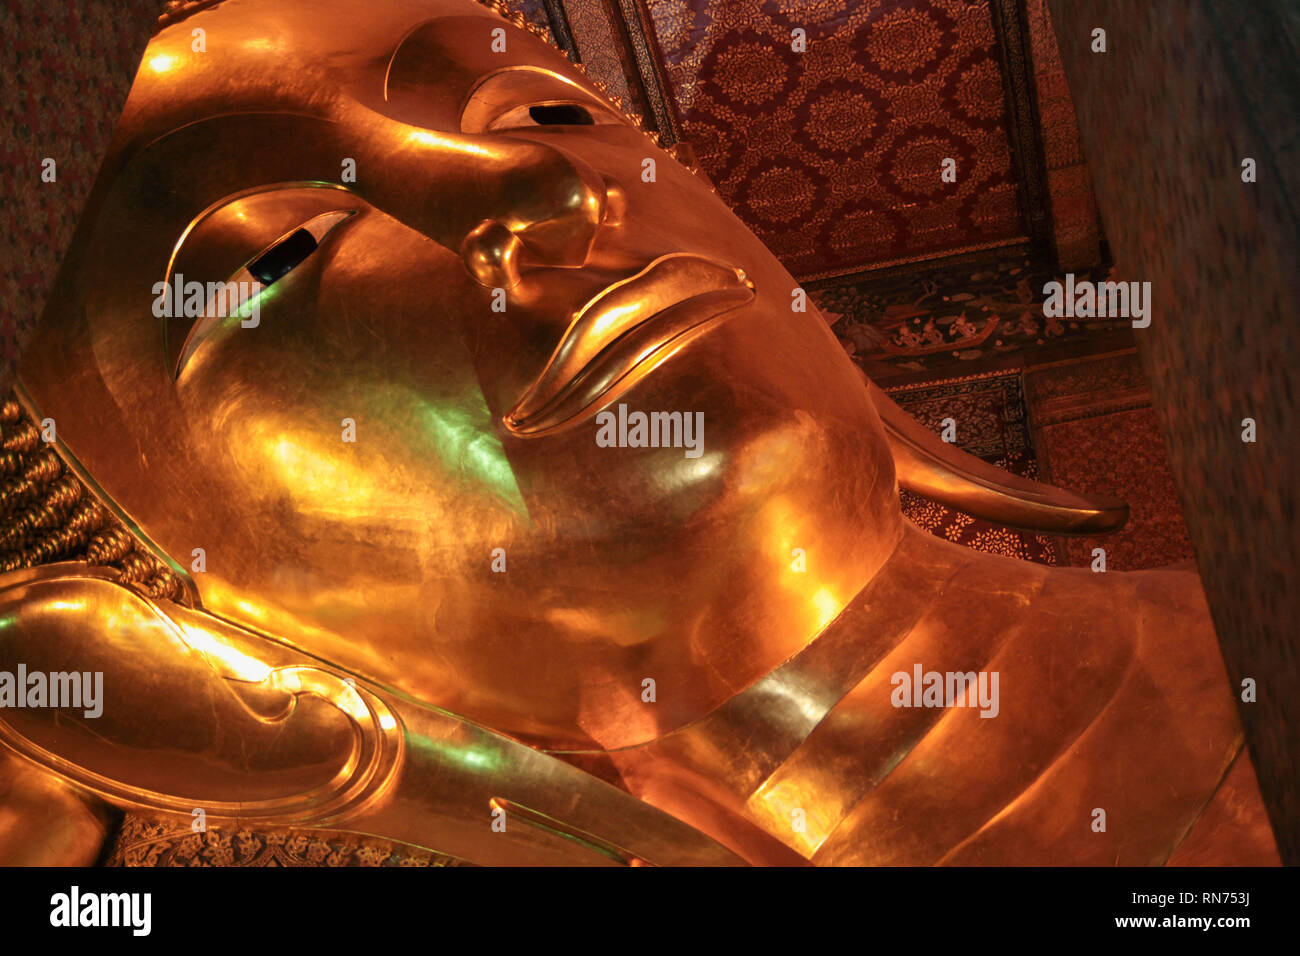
[571,523,964,862]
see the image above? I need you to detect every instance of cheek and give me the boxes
[497,331,868,534]
[175,216,524,536]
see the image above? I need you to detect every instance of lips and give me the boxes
[504,253,755,436]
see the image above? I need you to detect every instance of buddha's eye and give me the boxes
[459,67,625,134]
[486,100,614,132]
[242,210,350,290]
[170,206,353,378]
[527,103,595,126]
[247,228,319,286]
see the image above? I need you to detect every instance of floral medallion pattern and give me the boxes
[644,0,1025,278]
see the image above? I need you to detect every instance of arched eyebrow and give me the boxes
[458,66,624,133]
[382,15,609,127]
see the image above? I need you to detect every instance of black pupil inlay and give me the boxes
[528,104,594,126]
[248,228,318,285]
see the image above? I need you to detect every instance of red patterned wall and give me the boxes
[643,0,1027,279]
[1023,0,1101,269]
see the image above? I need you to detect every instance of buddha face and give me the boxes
[22,0,902,748]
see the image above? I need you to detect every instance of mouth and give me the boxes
[504,253,755,436]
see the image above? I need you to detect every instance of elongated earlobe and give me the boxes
[868,381,1128,536]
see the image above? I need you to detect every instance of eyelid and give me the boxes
[295,209,354,244]
[173,209,354,379]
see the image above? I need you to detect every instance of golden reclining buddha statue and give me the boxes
[0,0,1280,866]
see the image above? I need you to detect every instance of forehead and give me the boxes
[133,0,588,135]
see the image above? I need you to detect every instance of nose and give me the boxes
[461,161,621,290]
[341,106,615,289]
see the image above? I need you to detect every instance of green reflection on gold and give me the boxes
[414,396,527,517]
[409,733,505,773]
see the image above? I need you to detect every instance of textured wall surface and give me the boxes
[562,0,652,122]
[643,0,1025,279]
[1023,0,1101,270]
[0,0,165,392]
[1047,0,1299,862]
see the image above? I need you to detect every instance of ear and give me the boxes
[0,564,745,866]
[867,381,1128,536]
